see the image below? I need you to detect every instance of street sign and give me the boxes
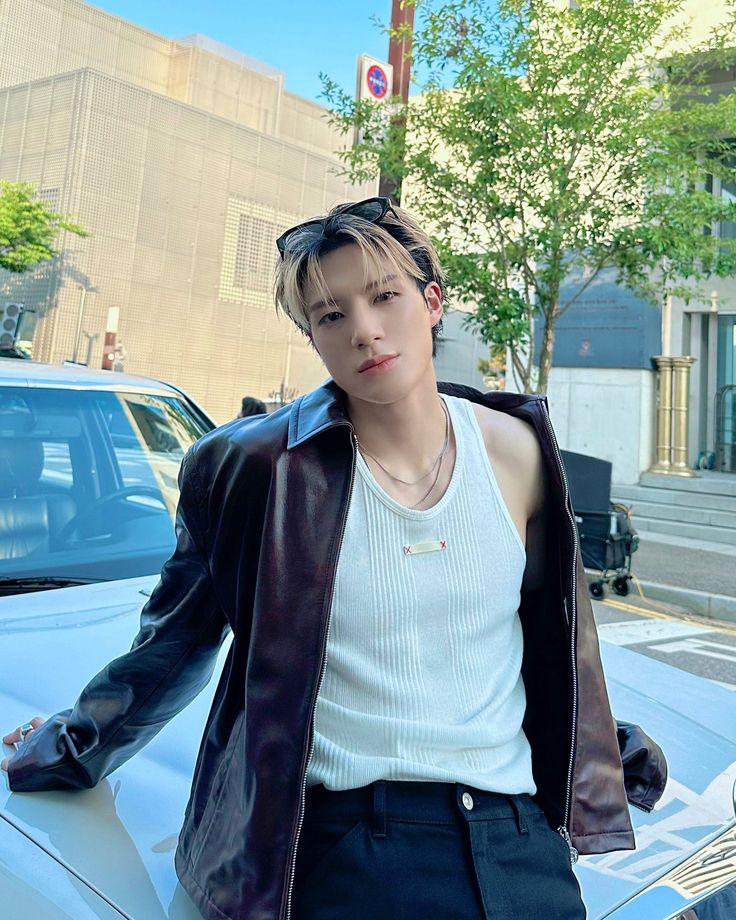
[366,64,389,99]
[356,54,393,104]
[355,55,395,147]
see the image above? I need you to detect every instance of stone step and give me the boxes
[614,499,736,530]
[639,471,736,497]
[632,516,736,546]
[612,484,736,516]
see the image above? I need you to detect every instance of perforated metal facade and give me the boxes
[0,0,372,422]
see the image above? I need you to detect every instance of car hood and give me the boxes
[1,583,735,919]
[579,641,736,919]
[0,576,231,920]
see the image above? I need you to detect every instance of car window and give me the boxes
[0,385,212,589]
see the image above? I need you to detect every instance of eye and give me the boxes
[375,291,398,303]
[318,310,343,326]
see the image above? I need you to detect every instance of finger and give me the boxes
[2,716,44,745]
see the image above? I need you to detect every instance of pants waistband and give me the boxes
[304,781,538,839]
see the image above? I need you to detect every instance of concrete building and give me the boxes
[0,0,373,423]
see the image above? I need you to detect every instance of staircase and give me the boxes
[612,471,736,548]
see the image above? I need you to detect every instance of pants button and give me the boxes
[462,792,474,811]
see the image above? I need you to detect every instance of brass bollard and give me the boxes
[648,355,697,477]
[671,357,696,477]
[649,356,674,474]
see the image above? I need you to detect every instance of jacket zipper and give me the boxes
[540,398,579,866]
[282,430,357,920]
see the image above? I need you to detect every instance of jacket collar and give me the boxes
[287,379,544,450]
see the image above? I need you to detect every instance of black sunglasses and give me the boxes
[276,196,397,258]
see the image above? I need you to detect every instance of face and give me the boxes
[304,244,443,405]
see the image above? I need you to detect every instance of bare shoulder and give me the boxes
[471,402,545,516]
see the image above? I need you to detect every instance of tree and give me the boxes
[321,0,736,393]
[0,181,87,274]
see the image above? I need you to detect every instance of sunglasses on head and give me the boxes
[276,196,397,259]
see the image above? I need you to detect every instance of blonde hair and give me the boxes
[274,201,446,350]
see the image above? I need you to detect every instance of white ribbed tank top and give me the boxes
[307,394,536,794]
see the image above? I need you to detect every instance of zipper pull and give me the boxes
[557,825,579,865]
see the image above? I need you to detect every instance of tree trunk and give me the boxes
[537,311,556,395]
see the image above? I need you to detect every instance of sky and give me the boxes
[89,0,393,104]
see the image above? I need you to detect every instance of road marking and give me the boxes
[599,597,736,637]
[655,637,736,665]
[596,618,709,647]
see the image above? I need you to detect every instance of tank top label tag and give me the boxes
[403,540,447,556]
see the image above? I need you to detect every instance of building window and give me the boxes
[233,213,278,290]
[219,197,292,306]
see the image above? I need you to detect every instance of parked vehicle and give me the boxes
[1,576,734,919]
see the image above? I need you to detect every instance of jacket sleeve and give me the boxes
[8,444,230,792]
[616,719,668,813]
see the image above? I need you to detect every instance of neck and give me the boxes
[347,383,448,479]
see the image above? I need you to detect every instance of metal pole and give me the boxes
[72,285,86,362]
[82,330,99,366]
[378,0,415,203]
[661,294,672,357]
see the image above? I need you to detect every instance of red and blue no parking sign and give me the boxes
[366,64,390,99]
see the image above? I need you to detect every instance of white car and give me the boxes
[1,360,734,919]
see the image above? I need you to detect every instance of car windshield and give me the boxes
[0,385,211,589]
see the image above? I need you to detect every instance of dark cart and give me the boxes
[560,450,639,599]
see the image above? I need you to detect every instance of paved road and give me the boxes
[594,595,736,691]
[631,539,736,598]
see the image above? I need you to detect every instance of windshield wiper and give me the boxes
[0,576,104,589]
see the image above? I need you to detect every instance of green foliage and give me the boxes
[0,181,88,274]
[321,0,736,392]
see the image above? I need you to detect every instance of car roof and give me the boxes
[0,358,178,397]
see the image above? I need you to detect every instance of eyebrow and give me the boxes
[306,275,401,317]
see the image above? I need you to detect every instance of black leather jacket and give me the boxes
[9,382,667,920]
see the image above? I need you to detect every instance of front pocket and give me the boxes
[187,709,246,867]
[293,819,367,891]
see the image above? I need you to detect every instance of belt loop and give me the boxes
[371,781,387,838]
[509,795,528,835]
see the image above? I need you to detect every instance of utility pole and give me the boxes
[378,0,416,204]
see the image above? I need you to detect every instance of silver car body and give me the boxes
[2,581,736,918]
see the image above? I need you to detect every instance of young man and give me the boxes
[3,198,665,920]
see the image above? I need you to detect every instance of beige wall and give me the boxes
[0,0,373,423]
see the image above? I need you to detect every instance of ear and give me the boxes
[424,281,444,328]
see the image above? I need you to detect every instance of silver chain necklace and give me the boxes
[356,399,450,507]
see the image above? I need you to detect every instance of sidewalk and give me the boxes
[618,532,736,624]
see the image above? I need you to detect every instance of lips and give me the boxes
[358,354,398,373]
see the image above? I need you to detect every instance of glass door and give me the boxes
[716,315,736,471]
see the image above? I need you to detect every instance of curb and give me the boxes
[630,579,736,626]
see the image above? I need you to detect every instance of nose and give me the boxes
[350,305,384,349]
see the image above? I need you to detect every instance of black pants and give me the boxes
[292,780,587,919]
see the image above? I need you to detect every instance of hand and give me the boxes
[1,717,45,771]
